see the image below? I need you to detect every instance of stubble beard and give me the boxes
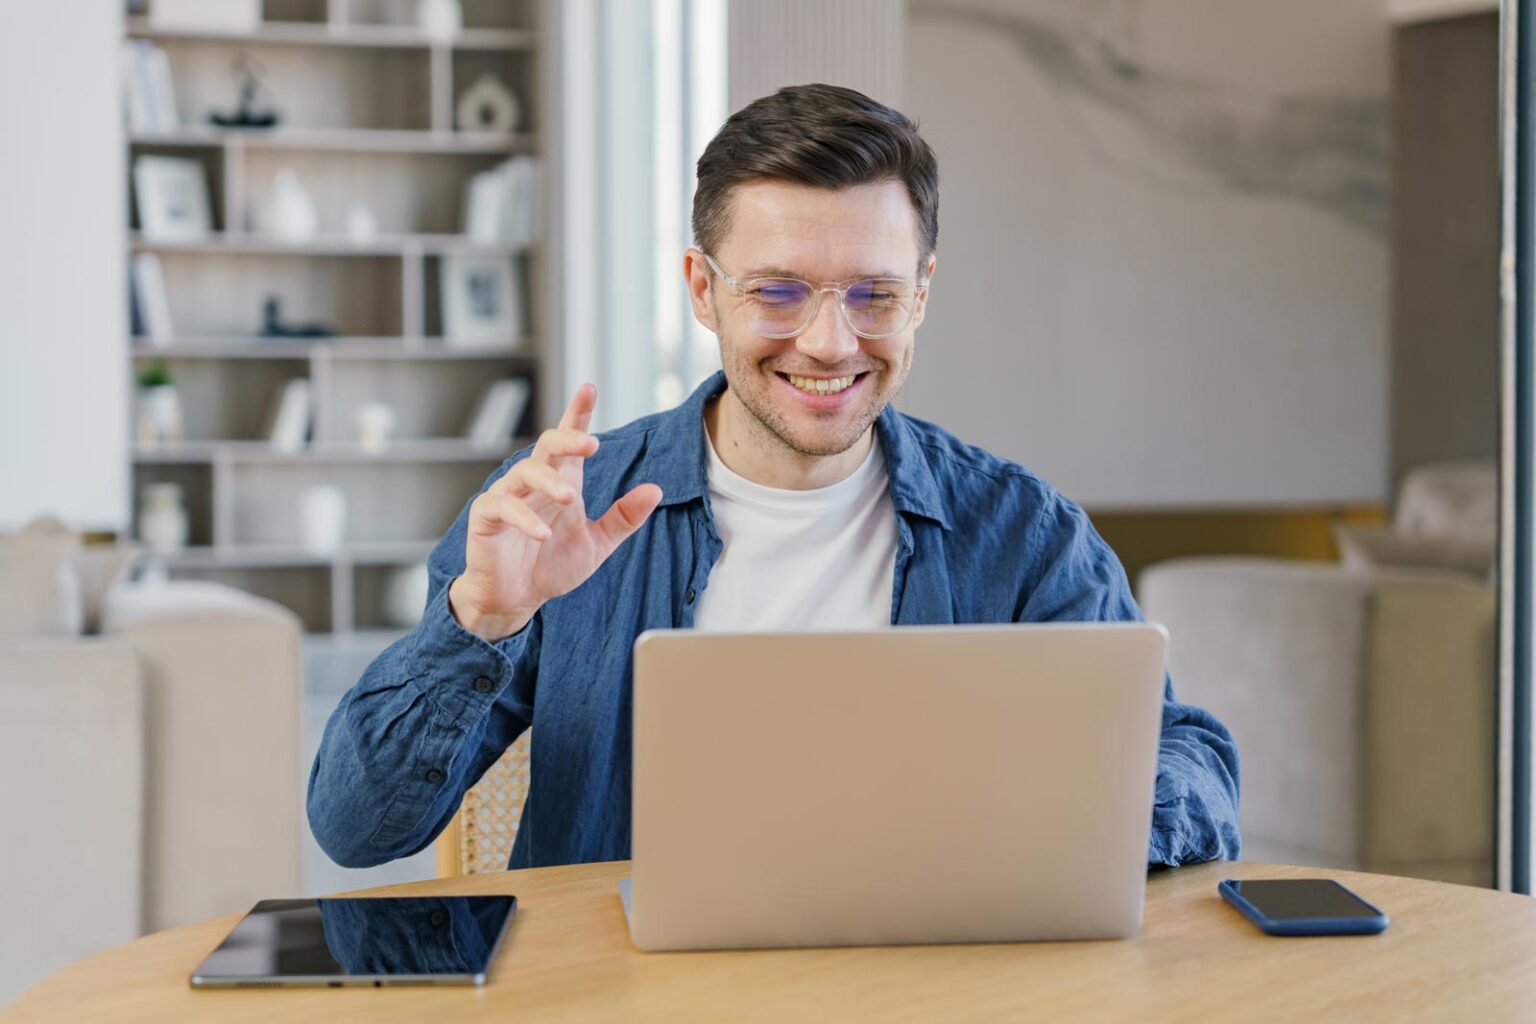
[718,338,907,459]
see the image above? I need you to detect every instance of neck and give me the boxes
[704,390,874,490]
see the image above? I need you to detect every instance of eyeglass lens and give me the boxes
[745,279,918,337]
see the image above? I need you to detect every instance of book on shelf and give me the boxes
[266,379,313,454]
[120,39,178,133]
[130,252,175,347]
[463,156,540,250]
[466,378,532,450]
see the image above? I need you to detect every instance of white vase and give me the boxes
[136,385,184,447]
[353,402,395,453]
[383,562,430,627]
[256,168,318,242]
[139,483,189,552]
[417,0,462,39]
[299,485,347,555]
[345,201,378,243]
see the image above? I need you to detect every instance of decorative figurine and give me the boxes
[208,52,280,128]
[456,73,520,134]
[260,296,335,339]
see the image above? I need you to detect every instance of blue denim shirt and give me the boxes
[309,371,1241,871]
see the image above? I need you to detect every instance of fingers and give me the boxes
[531,426,599,466]
[500,458,576,505]
[471,491,552,542]
[592,483,664,559]
[557,382,597,434]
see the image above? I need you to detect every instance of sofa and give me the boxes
[1137,462,1497,886]
[0,519,305,1004]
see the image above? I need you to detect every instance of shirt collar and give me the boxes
[640,370,951,529]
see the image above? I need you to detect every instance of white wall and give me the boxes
[0,1,128,531]
[901,0,1391,507]
[728,0,905,111]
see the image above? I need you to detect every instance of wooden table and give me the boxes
[10,860,1536,1022]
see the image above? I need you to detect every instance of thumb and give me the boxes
[592,483,663,560]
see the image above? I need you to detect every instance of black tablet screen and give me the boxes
[191,895,516,984]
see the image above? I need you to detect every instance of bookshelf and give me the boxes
[125,0,553,641]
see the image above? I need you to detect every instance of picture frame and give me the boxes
[133,155,212,242]
[440,254,523,349]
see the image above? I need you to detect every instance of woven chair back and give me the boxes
[435,730,531,876]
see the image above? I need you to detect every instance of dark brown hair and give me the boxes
[692,83,939,271]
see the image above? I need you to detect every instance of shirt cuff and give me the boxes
[406,582,535,723]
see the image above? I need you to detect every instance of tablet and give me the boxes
[189,895,517,988]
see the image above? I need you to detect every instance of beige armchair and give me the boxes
[1140,558,1494,885]
[0,521,304,1004]
[1137,461,1498,887]
[102,581,305,933]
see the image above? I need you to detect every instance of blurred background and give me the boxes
[0,0,1504,1004]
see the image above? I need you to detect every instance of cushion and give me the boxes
[100,578,271,632]
[1333,522,1495,580]
[1394,461,1496,542]
[76,543,140,634]
[0,518,83,636]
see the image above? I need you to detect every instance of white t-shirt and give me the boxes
[692,427,898,632]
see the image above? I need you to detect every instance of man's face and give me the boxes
[687,179,934,459]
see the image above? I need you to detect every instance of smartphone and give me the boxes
[1218,879,1388,936]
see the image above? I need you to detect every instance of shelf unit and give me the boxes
[126,0,551,638]
[127,126,534,153]
[125,14,537,50]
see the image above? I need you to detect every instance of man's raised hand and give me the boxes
[447,383,663,641]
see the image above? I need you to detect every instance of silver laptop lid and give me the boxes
[629,623,1167,951]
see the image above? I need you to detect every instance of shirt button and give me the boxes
[685,587,696,604]
[473,676,495,694]
[425,768,445,784]
[429,910,448,927]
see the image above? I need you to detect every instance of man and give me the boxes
[309,83,1240,872]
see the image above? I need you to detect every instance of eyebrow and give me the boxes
[739,265,913,281]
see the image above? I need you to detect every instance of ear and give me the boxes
[911,252,937,330]
[684,248,720,332]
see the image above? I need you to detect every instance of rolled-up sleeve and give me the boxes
[308,455,540,868]
[1018,490,1242,867]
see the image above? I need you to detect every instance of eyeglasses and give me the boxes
[697,250,929,340]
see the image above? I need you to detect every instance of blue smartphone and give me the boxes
[1219,879,1388,936]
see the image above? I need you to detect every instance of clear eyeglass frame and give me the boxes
[696,249,930,340]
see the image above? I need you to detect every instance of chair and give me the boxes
[1,517,304,1002]
[436,730,532,876]
[1140,557,1495,884]
[1136,461,1498,886]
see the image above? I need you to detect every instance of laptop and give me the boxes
[620,622,1168,951]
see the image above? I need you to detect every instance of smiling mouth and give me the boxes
[778,372,867,395]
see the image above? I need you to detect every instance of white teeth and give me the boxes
[787,374,856,395]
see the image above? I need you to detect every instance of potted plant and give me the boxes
[135,360,184,447]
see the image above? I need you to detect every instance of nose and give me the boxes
[793,288,861,364]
